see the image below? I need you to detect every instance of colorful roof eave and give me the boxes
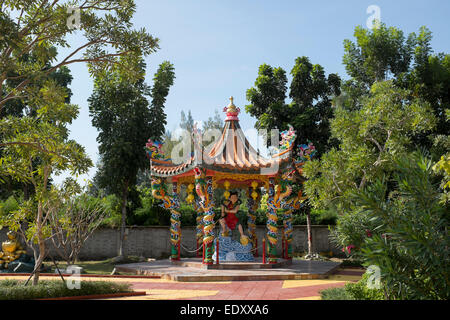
[149,150,294,178]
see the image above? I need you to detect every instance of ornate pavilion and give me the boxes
[146,97,316,264]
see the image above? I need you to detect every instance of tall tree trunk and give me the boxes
[118,182,129,257]
[23,183,29,200]
[32,203,45,285]
[306,210,312,256]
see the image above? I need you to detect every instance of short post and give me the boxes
[287,240,290,259]
[202,242,205,263]
[262,238,266,264]
[216,239,219,265]
[255,238,258,257]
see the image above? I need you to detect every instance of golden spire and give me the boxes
[226,96,237,113]
[223,96,240,121]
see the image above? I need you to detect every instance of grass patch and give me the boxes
[0,279,133,300]
[320,287,355,300]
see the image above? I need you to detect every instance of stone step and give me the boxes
[171,257,292,270]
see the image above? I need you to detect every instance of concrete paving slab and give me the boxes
[115,258,341,282]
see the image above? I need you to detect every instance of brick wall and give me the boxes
[0,225,341,260]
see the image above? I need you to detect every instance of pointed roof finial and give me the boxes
[223,96,240,121]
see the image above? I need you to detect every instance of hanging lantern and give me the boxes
[223,180,231,199]
[251,181,259,200]
[186,183,195,204]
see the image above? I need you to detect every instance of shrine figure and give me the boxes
[219,192,249,245]
[0,230,26,268]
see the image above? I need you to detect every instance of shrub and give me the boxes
[0,196,19,217]
[356,153,450,299]
[0,279,132,300]
[321,273,384,300]
[344,273,384,300]
[332,152,450,299]
[100,194,122,227]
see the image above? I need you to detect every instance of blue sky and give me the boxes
[54,0,450,184]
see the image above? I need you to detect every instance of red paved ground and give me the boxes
[118,268,364,300]
[0,268,364,300]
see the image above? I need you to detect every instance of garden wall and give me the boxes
[0,225,341,260]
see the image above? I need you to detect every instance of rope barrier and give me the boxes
[180,243,203,253]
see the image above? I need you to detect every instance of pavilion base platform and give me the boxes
[172,257,292,269]
[115,258,341,282]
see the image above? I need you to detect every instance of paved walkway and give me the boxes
[0,268,364,300]
[115,258,341,282]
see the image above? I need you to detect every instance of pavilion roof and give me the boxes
[149,97,293,178]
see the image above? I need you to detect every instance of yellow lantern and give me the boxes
[251,181,259,200]
[223,180,231,199]
[186,193,195,204]
[186,184,195,204]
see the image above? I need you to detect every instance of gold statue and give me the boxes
[0,230,26,268]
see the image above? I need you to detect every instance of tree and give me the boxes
[340,23,450,152]
[0,61,73,200]
[203,109,224,131]
[0,82,92,285]
[49,188,109,266]
[304,81,436,211]
[246,58,341,155]
[88,60,175,257]
[0,0,158,111]
[180,110,194,133]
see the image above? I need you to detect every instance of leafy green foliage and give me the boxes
[304,81,436,210]
[320,287,354,300]
[0,195,19,217]
[0,75,92,284]
[49,188,110,265]
[246,58,341,155]
[340,23,450,152]
[0,0,158,111]
[89,59,175,255]
[353,153,449,300]
[0,279,132,300]
[344,273,385,300]
[320,273,384,300]
[343,24,415,85]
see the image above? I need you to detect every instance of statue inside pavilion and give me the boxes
[146,97,316,265]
